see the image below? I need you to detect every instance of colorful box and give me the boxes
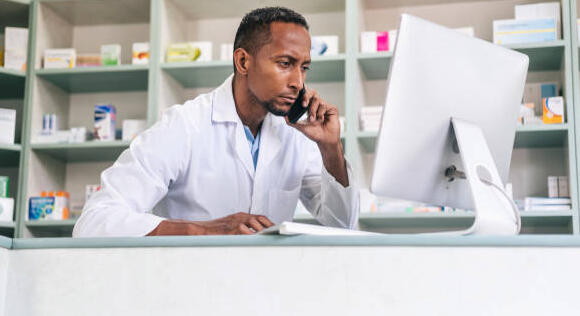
[542,96,564,124]
[28,196,55,220]
[493,18,557,45]
[360,31,389,53]
[76,54,101,67]
[515,2,561,39]
[101,44,121,66]
[44,48,76,69]
[94,104,116,141]
[166,42,212,63]
[132,42,149,65]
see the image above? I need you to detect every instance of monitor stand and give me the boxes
[445,118,521,235]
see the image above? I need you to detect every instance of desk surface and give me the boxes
[0,235,12,249]
[7,234,580,249]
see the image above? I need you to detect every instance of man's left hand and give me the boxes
[285,86,341,147]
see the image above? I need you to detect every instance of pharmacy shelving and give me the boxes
[569,0,580,233]
[4,0,580,238]
[30,141,131,162]
[35,65,149,93]
[0,0,29,238]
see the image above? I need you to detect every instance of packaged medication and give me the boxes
[558,176,569,198]
[4,27,28,71]
[515,2,561,39]
[0,33,4,67]
[122,119,146,141]
[0,198,14,221]
[101,44,121,66]
[493,18,557,45]
[548,176,559,198]
[41,113,59,135]
[360,31,389,53]
[44,49,76,69]
[518,103,536,125]
[28,196,55,220]
[0,108,16,144]
[85,185,101,202]
[542,96,564,124]
[76,54,101,67]
[220,43,233,61]
[310,36,339,56]
[69,127,87,143]
[0,176,8,198]
[167,42,212,62]
[94,104,116,141]
[132,42,149,65]
[523,82,557,116]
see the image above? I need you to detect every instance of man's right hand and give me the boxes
[146,212,275,236]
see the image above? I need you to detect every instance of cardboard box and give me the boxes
[132,42,149,65]
[515,2,561,39]
[101,44,121,66]
[4,27,28,71]
[493,18,557,45]
[0,108,16,144]
[0,198,14,221]
[44,48,76,69]
[166,42,212,62]
[542,96,564,124]
[94,104,116,141]
[311,35,339,56]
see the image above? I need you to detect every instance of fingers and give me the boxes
[307,92,321,122]
[247,217,265,232]
[256,215,274,228]
[238,223,254,235]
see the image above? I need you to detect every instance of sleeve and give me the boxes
[72,105,192,237]
[298,141,360,229]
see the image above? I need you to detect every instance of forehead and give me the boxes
[259,22,311,58]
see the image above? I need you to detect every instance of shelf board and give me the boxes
[357,211,572,233]
[357,41,564,80]
[0,221,15,229]
[25,219,76,227]
[0,143,21,168]
[0,67,26,99]
[31,141,130,163]
[514,124,568,148]
[356,124,569,152]
[25,219,76,237]
[503,40,565,71]
[161,54,346,88]
[35,65,149,93]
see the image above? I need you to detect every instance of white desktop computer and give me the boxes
[370,14,528,235]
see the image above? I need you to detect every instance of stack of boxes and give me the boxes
[493,2,560,45]
[43,42,149,68]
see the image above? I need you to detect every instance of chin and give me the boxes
[267,103,291,116]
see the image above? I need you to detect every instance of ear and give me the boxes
[233,48,251,75]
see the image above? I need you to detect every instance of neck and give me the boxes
[232,74,268,137]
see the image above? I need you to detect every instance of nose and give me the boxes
[288,66,304,91]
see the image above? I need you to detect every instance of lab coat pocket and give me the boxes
[268,186,301,224]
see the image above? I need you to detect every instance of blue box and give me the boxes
[29,197,55,220]
[493,18,557,45]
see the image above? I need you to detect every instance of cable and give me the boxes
[478,178,522,234]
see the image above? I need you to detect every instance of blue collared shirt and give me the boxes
[243,125,261,169]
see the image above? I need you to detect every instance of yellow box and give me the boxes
[542,97,564,124]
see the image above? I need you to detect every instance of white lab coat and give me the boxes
[73,75,359,237]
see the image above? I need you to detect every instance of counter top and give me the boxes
[9,234,580,249]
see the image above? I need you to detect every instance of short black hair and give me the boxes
[234,7,309,57]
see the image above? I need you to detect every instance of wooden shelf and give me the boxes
[35,65,149,93]
[31,141,130,163]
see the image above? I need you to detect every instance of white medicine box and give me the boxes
[0,108,16,144]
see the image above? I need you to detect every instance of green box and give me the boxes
[0,176,8,198]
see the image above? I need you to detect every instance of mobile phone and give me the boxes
[286,87,308,124]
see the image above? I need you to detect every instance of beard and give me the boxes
[249,89,289,116]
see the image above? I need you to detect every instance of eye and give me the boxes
[279,61,290,67]
[302,65,311,71]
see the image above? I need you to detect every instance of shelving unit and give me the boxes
[2,0,580,237]
[0,0,30,238]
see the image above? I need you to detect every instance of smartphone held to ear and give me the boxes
[286,88,308,124]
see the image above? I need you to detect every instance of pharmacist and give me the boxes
[73,7,359,237]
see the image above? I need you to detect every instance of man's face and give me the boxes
[246,22,311,116]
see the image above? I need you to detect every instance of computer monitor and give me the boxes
[370,15,529,235]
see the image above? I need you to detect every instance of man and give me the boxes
[73,7,359,237]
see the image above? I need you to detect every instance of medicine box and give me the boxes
[28,197,55,220]
[4,27,28,71]
[493,18,557,45]
[101,44,121,66]
[94,104,116,141]
[44,48,76,69]
[311,36,339,56]
[360,31,389,53]
[542,96,564,124]
[515,2,561,39]
[132,42,149,65]
[76,54,101,67]
[0,108,16,144]
[167,42,212,62]
[0,198,14,221]
[0,176,8,198]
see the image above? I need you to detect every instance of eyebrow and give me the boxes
[273,54,311,64]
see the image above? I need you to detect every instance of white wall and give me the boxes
[3,246,580,315]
